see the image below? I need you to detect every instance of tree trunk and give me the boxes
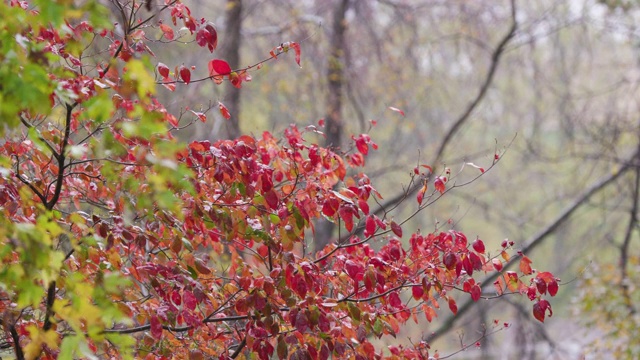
[220,0,243,139]
[314,0,351,253]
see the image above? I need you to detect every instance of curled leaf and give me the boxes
[290,41,301,67]
[388,106,405,116]
[218,102,231,119]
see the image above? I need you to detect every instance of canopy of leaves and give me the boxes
[0,1,557,359]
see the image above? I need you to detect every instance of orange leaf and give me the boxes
[218,102,231,119]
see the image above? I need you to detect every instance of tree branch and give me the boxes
[46,103,74,210]
[425,154,635,343]
[619,147,640,314]
[229,336,246,359]
[373,0,518,218]
[9,324,25,360]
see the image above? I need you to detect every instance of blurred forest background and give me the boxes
[147,0,640,358]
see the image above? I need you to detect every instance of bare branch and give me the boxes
[425,152,636,343]
[373,0,518,218]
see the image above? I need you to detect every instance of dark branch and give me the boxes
[46,103,75,210]
[425,153,636,342]
[619,148,640,314]
[10,324,25,360]
[373,0,518,218]
[229,336,246,359]
[103,314,252,334]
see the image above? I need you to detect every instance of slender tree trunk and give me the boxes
[221,0,243,139]
[315,0,351,252]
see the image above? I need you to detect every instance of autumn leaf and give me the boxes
[388,106,405,116]
[364,215,376,237]
[189,110,206,123]
[412,285,424,300]
[472,239,485,253]
[179,65,191,84]
[470,284,482,302]
[209,59,232,76]
[159,23,174,40]
[390,221,402,237]
[466,162,485,173]
[548,279,559,296]
[533,299,552,323]
[150,316,163,339]
[157,63,170,78]
[448,297,458,315]
[290,42,301,67]
[434,176,446,194]
[416,184,427,205]
[218,101,231,119]
[519,255,533,275]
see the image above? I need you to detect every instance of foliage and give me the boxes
[0,1,558,359]
[577,258,640,359]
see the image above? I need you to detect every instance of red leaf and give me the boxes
[179,65,191,84]
[357,199,369,215]
[171,291,182,306]
[322,198,340,217]
[416,185,427,205]
[159,23,174,40]
[534,278,547,295]
[492,258,503,272]
[388,291,402,308]
[519,255,533,275]
[532,299,552,323]
[190,110,206,123]
[157,62,170,78]
[229,72,242,88]
[363,268,376,292]
[412,285,424,300]
[204,23,218,52]
[290,41,301,67]
[264,189,279,210]
[469,252,483,271]
[344,260,362,280]
[443,252,457,270]
[470,284,481,302]
[548,279,559,296]
[293,276,308,298]
[536,271,555,282]
[364,215,376,237]
[338,206,354,232]
[434,176,446,194]
[472,239,485,254]
[196,24,218,52]
[183,291,197,311]
[208,59,231,76]
[466,162,485,173]
[388,106,405,116]
[257,244,269,257]
[355,137,368,155]
[462,256,473,276]
[448,297,458,315]
[150,315,163,339]
[218,102,231,119]
[390,221,402,237]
